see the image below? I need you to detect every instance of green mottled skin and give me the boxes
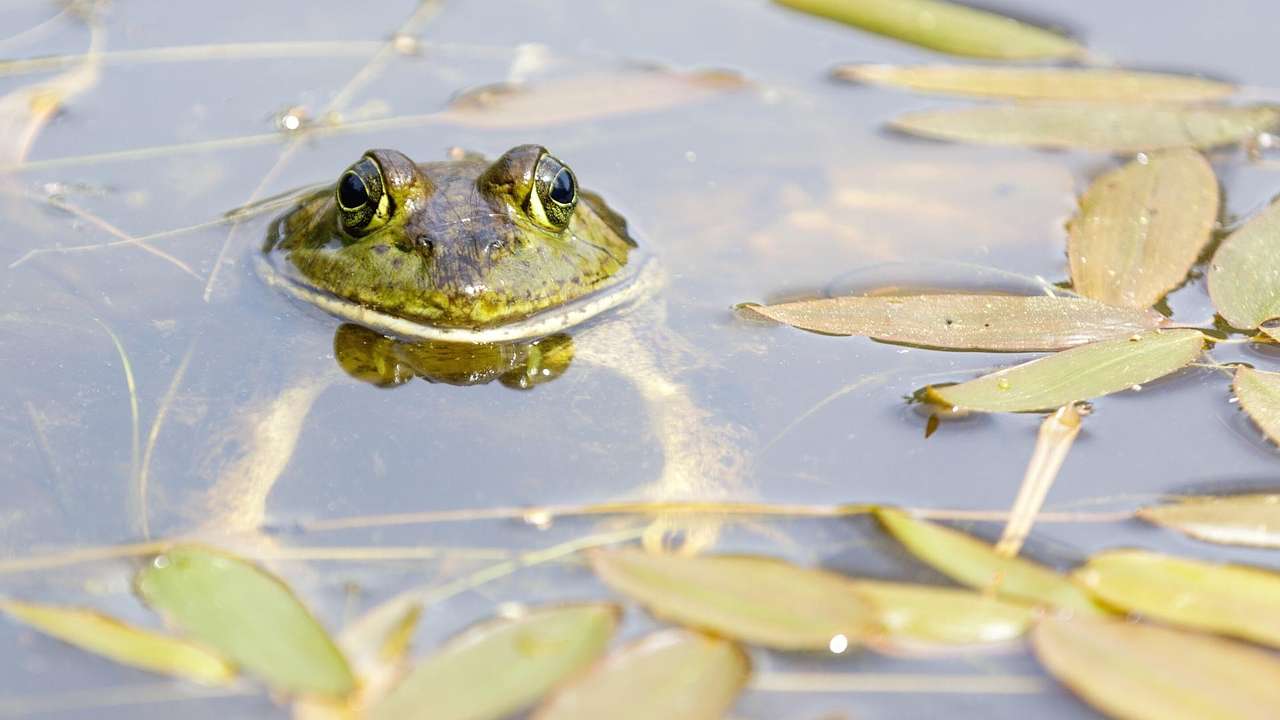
[264,146,636,329]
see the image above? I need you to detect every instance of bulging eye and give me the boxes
[336,155,392,237]
[527,152,577,230]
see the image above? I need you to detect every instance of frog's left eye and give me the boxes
[526,153,577,231]
[336,155,393,237]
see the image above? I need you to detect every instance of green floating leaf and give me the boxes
[532,630,749,720]
[892,104,1280,152]
[1208,200,1280,333]
[1075,550,1280,648]
[744,294,1164,351]
[1234,367,1280,446]
[590,548,877,650]
[853,580,1037,649]
[928,329,1204,413]
[1,600,234,685]
[136,545,354,699]
[875,509,1102,614]
[1033,614,1280,720]
[1138,493,1280,548]
[774,0,1082,60]
[1068,150,1219,309]
[371,604,618,720]
[834,65,1234,102]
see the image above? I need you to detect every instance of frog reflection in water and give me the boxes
[218,145,744,548]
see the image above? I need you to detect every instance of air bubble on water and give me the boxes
[684,150,697,162]
[390,33,422,55]
[1130,384,1142,392]
[496,602,527,620]
[522,509,553,530]
[152,555,170,569]
[828,634,849,654]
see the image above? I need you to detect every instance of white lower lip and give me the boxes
[257,252,659,344]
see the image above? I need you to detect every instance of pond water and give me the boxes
[3,0,1280,717]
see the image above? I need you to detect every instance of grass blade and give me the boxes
[774,0,1082,60]
[876,508,1103,614]
[2,600,233,685]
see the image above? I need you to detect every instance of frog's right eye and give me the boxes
[337,155,392,237]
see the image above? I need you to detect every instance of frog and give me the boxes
[203,145,746,550]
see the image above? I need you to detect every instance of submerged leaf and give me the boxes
[853,580,1037,649]
[1075,550,1280,648]
[532,630,749,720]
[892,104,1280,151]
[1208,199,1280,333]
[994,404,1083,557]
[440,68,748,128]
[136,545,354,699]
[589,548,877,650]
[927,329,1204,413]
[1138,493,1280,548]
[834,65,1234,102]
[1,601,233,685]
[371,604,618,720]
[774,0,1082,60]
[1234,367,1280,446]
[875,509,1102,614]
[743,295,1164,351]
[1033,614,1280,720]
[1068,150,1218,309]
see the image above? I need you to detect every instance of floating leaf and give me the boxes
[892,104,1280,151]
[1138,493,1280,548]
[371,604,618,720]
[927,329,1204,413]
[1068,150,1218,309]
[743,294,1164,351]
[532,630,749,720]
[834,65,1234,102]
[1075,550,1280,648]
[1208,199,1280,333]
[440,68,748,128]
[1033,614,1280,720]
[853,580,1036,649]
[589,548,877,650]
[876,509,1102,614]
[1234,367,1280,446]
[774,0,1082,60]
[136,545,354,699]
[1,600,233,685]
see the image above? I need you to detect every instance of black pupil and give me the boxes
[338,172,369,209]
[549,167,575,205]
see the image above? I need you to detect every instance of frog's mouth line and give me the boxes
[256,252,660,344]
